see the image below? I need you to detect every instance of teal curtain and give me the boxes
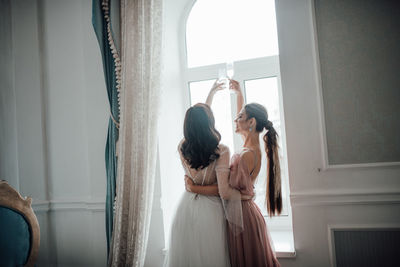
[92,0,119,255]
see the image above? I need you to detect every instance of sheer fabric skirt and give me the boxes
[227,200,280,267]
[164,191,230,267]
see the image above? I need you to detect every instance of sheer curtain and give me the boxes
[108,0,163,266]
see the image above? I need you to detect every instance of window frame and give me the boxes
[184,53,292,231]
[157,0,295,255]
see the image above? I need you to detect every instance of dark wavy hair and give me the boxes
[244,103,282,216]
[181,103,221,169]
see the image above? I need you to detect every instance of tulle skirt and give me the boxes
[227,200,280,267]
[164,191,231,267]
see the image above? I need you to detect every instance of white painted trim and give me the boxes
[31,199,105,212]
[162,247,296,259]
[51,199,105,211]
[327,223,400,267]
[185,56,280,83]
[179,0,196,109]
[309,0,400,171]
[31,200,50,212]
[291,191,400,206]
[309,0,330,172]
[324,161,400,171]
[276,251,296,259]
[328,223,400,230]
[180,0,196,69]
[327,224,336,267]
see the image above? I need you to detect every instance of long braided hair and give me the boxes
[244,103,282,216]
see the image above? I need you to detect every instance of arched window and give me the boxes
[184,0,294,252]
[186,0,279,67]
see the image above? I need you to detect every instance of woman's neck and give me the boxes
[243,132,260,149]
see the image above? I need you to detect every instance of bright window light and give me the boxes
[186,0,279,67]
[189,80,235,152]
[244,77,289,216]
[160,0,294,251]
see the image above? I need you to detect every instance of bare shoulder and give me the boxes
[218,143,230,155]
[240,150,255,170]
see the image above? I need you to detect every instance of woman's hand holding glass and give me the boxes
[206,79,225,106]
[206,79,242,107]
[212,80,226,93]
[229,79,241,95]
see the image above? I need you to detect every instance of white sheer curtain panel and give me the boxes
[108,0,163,266]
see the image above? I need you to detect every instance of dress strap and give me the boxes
[182,159,193,179]
[200,164,209,185]
[178,142,195,180]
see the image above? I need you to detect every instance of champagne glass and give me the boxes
[218,68,227,85]
[218,61,234,90]
[226,61,234,79]
[226,61,235,94]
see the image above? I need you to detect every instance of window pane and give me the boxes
[186,0,279,67]
[189,80,234,152]
[244,77,289,216]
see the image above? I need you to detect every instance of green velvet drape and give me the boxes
[92,0,119,256]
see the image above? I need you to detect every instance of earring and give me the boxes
[249,127,252,132]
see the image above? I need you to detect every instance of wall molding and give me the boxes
[31,200,50,212]
[33,192,400,210]
[32,199,105,212]
[323,161,400,171]
[291,191,400,207]
[327,223,400,267]
[309,0,400,172]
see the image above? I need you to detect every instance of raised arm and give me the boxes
[229,79,244,115]
[205,80,225,106]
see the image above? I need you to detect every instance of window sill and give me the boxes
[276,250,296,258]
[270,230,296,258]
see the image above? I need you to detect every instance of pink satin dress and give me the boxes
[227,150,280,267]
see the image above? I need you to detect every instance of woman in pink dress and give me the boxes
[186,79,281,267]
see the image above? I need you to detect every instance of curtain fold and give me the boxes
[92,0,121,256]
[108,0,163,266]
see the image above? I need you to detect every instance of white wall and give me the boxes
[0,0,19,191]
[156,0,190,251]
[275,0,400,266]
[152,1,400,267]
[41,0,111,264]
[3,0,55,264]
[2,0,399,267]
[1,0,110,266]
[41,0,110,264]
[1,0,167,266]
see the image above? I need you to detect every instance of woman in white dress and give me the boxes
[164,102,242,267]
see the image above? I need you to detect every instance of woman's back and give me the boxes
[229,148,261,197]
[179,143,230,186]
[164,142,231,267]
[180,155,217,186]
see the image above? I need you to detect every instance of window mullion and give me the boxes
[186,64,224,82]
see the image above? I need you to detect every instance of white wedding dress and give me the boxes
[164,143,241,267]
